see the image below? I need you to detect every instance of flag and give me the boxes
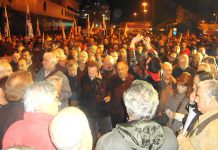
[69,21,74,37]
[124,24,128,37]
[60,20,66,40]
[87,14,90,36]
[4,6,10,38]
[74,17,77,35]
[184,30,190,39]
[36,18,41,37]
[168,28,173,38]
[42,32,45,43]
[26,4,34,38]
[90,22,94,35]
[110,26,114,35]
[178,33,183,44]
[78,26,81,35]
[102,15,106,35]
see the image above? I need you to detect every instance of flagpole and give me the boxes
[4,6,11,38]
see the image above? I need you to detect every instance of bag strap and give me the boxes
[189,112,218,137]
[43,69,59,81]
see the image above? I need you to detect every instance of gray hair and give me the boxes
[199,80,218,102]
[162,62,172,70]
[49,107,92,150]
[24,81,57,112]
[104,55,115,65]
[178,54,189,61]
[123,80,159,120]
[44,52,58,65]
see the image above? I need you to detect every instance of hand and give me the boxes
[189,91,196,103]
[96,71,102,79]
[131,34,143,44]
[104,96,110,103]
[167,111,175,119]
[142,37,152,50]
[130,34,143,49]
[171,75,177,84]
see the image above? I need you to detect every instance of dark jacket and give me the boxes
[80,76,106,117]
[172,66,196,78]
[0,101,24,148]
[109,74,134,115]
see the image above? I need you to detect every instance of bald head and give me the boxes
[42,52,58,71]
[49,107,92,150]
[0,62,12,79]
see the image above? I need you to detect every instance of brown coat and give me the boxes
[178,107,218,150]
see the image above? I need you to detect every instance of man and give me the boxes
[0,62,13,79]
[190,52,203,70]
[167,52,177,66]
[22,50,32,69]
[110,61,134,127]
[80,61,109,143]
[65,60,79,106]
[156,62,176,125]
[0,71,33,148]
[49,107,92,150]
[77,51,88,82]
[35,52,71,109]
[180,42,191,56]
[10,52,20,71]
[172,54,196,78]
[3,81,59,150]
[178,80,218,150]
[96,80,178,150]
[17,59,28,71]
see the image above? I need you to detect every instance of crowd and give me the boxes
[0,28,218,150]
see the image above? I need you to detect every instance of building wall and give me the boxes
[1,0,79,20]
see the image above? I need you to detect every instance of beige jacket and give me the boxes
[178,107,218,150]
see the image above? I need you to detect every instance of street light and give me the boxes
[142,2,147,7]
[133,12,137,16]
[143,9,147,13]
[213,13,217,23]
[142,2,148,21]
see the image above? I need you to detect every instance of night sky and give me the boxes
[79,0,218,24]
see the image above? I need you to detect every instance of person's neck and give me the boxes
[163,78,171,84]
[0,97,7,105]
[121,75,127,81]
[79,63,86,71]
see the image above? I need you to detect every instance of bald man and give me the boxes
[49,107,92,150]
[110,61,134,127]
[0,62,12,79]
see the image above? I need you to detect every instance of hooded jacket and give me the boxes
[96,120,178,150]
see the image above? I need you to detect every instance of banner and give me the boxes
[26,4,34,38]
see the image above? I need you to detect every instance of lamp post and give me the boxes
[142,2,147,21]
[213,13,217,23]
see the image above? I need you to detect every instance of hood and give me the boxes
[116,120,165,150]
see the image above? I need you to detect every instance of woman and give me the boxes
[165,72,193,134]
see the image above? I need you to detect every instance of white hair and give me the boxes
[24,81,57,112]
[199,80,218,102]
[104,55,115,65]
[49,107,92,150]
[123,80,159,120]
[44,52,58,64]
[198,63,211,72]
[162,62,172,70]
